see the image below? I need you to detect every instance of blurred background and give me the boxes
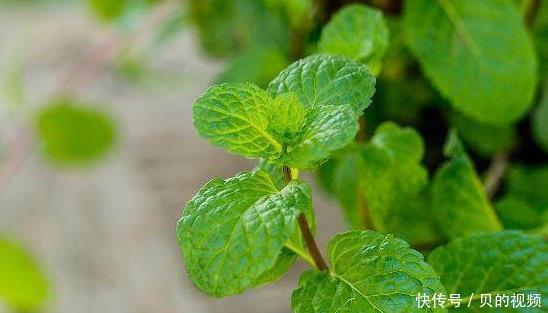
[0,0,546,312]
[0,1,348,312]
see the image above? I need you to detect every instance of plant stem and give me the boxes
[484,150,509,199]
[285,239,317,269]
[283,166,329,271]
[356,116,375,230]
[522,0,540,28]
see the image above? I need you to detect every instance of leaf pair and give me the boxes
[193,54,376,169]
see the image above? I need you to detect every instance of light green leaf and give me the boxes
[432,132,502,240]
[495,165,548,230]
[533,86,548,153]
[267,92,306,144]
[0,237,49,311]
[451,112,516,157]
[36,101,117,165]
[428,231,547,311]
[318,4,389,73]
[193,83,283,161]
[292,231,446,313]
[283,104,359,169]
[177,170,313,297]
[268,54,376,116]
[404,0,537,125]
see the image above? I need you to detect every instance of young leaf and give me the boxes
[404,0,537,125]
[0,237,49,312]
[428,231,547,310]
[35,101,117,165]
[283,104,359,169]
[292,231,446,313]
[193,83,283,161]
[268,54,376,117]
[267,92,306,144]
[432,132,502,240]
[318,4,389,73]
[176,170,313,297]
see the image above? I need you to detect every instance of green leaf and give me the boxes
[88,0,127,21]
[292,231,446,313]
[193,83,283,161]
[216,47,289,88]
[318,4,389,73]
[188,0,290,57]
[0,237,49,311]
[428,231,547,311]
[432,132,502,240]
[177,170,313,297]
[36,101,117,165]
[451,112,516,157]
[267,92,306,144]
[495,165,548,230]
[404,0,537,125]
[268,54,376,116]
[283,104,359,169]
[533,85,548,153]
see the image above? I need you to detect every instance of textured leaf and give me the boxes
[451,112,516,157]
[283,104,359,169]
[177,170,312,297]
[193,83,283,161]
[495,165,548,230]
[533,85,548,153]
[268,54,376,116]
[429,231,547,311]
[432,132,502,240]
[0,237,49,311]
[267,92,306,144]
[319,4,389,73]
[36,101,116,165]
[292,231,446,313]
[404,0,537,125]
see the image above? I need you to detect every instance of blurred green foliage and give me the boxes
[0,237,49,312]
[35,101,117,165]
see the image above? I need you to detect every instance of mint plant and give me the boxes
[178,1,548,311]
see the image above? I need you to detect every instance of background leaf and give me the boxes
[0,237,49,311]
[432,132,502,240]
[495,165,548,231]
[318,4,389,73]
[429,231,547,311]
[404,0,537,125]
[36,100,117,165]
[532,85,548,153]
[292,231,446,313]
[177,171,312,297]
